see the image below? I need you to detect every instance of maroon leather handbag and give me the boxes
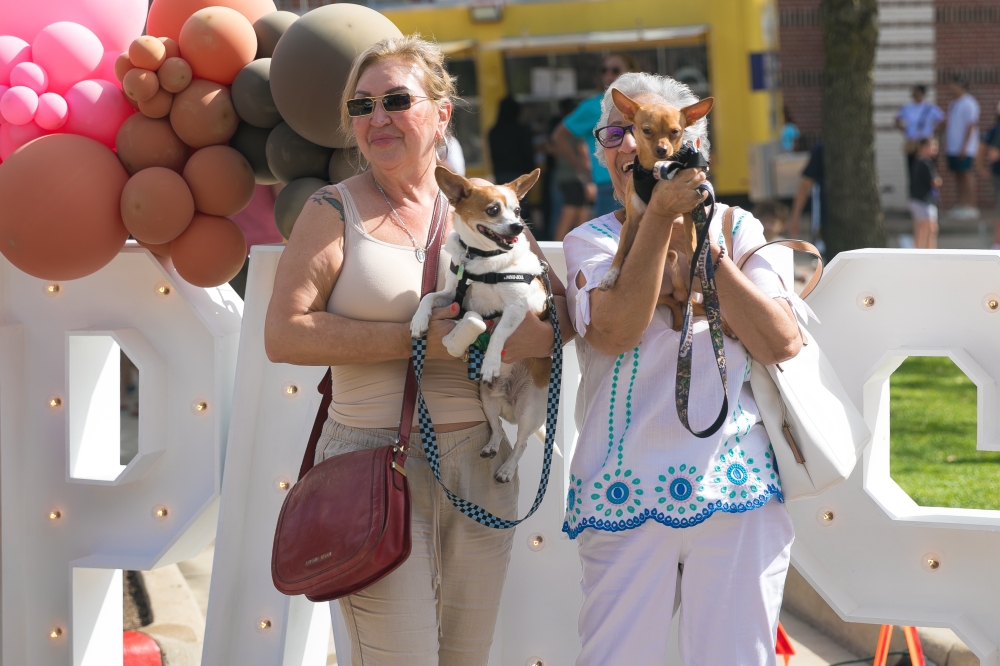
[271,193,447,602]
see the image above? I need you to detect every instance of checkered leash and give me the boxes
[411,269,563,529]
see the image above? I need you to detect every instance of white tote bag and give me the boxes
[724,208,871,500]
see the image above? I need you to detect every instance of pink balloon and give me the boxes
[0,120,48,159]
[94,50,121,88]
[9,62,47,93]
[0,86,38,125]
[0,0,147,54]
[63,79,132,147]
[0,84,8,100]
[0,35,30,86]
[32,22,103,95]
[35,92,67,130]
[0,123,13,159]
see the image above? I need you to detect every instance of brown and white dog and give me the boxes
[597,89,714,329]
[410,166,550,483]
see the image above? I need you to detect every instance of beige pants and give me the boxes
[316,420,519,666]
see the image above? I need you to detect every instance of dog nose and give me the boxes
[508,222,525,235]
[655,145,669,158]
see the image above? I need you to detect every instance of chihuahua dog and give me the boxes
[411,166,550,483]
[597,89,714,330]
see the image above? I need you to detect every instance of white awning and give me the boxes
[437,39,478,55]
[481,24,708,52]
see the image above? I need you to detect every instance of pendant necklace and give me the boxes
[372,174,427,263]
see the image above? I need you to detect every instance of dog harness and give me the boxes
[630,143,711,204]
[450,262,539,319]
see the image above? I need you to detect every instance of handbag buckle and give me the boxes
[391,462,407,477]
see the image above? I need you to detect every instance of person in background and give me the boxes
[895,85,945,191]
[753,200,790,242]
[979,101,1000,250]
[789,142,825,255]
[780,106,800,152]
[438,133,466,176]
[944,76,980,220]
[910,138,943,249]
[551,52,639,219]
[488,95,535,185]
[552,102,592,240]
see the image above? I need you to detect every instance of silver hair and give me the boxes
[594,72,710,168]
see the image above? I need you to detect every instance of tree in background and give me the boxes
[822,0,886,256]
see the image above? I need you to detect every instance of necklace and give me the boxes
[372,174,426,263]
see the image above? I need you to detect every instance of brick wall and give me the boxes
[935,0,1000,211]
[777,0,824,149]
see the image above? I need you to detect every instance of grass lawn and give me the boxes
[890,355,1000,510]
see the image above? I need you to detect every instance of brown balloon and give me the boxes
[171,212,247,287]
[269,4,401,148]
[147,0,277,43]
[114,52,135,82]
[252,11,297,59]
[158,37,181,60]
[179,7,258,86]
[129,36,167,71]
[231,58,280,128]
[328,148,362,184]
[170,79,239,148]
[273,176,327,240]
[137,238,172,257]
[266,121,332,183]
[116,114,190,174]
[229,122,277,184]
[182,145,255,216]
[123,68,160,102]
[138,87,174,119]
[120,167,195,244]
[0,135,130,280]
[158,57,192,94]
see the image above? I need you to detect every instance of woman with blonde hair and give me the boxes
[264,35,569,664]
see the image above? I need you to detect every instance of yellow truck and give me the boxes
[381,0,782,204]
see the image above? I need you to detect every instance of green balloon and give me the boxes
[229,122,278,185]
[232,59,281,129]
[266,121,333,184]
[274,177,328,240]
[252,11,299,59]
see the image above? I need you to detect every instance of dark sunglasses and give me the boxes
[601,66,623,75]
[346,92,431,117]
[594,124,635,148]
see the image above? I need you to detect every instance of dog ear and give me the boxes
[680,97,714,127]
[611,88,641,123]
[505,168,540,201]
[435,165,472,203]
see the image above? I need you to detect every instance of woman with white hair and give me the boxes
[562,72,809,664]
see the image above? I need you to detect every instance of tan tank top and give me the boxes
[325,182,484,428]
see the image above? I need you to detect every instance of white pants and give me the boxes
[576,499,794,666]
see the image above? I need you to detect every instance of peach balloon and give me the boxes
[146,0,276,43]
[0,86,38,125]
[158,57,192,93]
[0,134,130,280]
[178,7,257,86]
[63,79,134,148]
[158,37,181,60]
[115,114,189,173]
[35,92,68,130]
[182,145,255,216]
[114,52,134,82]
[129,35,166,71]
[169,78,238,148]
[6,120,48,152]
[9,62,47,93]
[138,87,173,119]
[137,238,171,257]
[170,212,247,287]
[120,167,195,243]
[122,68,158,102]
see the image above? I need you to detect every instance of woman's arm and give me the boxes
[582,170,709,356]
[264,186,458,366]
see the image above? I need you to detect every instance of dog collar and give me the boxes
[459,240,506,258]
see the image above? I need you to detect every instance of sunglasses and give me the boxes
[594,124,635,148]
[346,92,431,117]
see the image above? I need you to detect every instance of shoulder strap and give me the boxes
[297,191,448,479]
[723,205,824,299]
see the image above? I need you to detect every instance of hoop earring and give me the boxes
[436,136,450,161]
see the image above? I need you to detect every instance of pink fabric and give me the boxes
[231,184,283,253]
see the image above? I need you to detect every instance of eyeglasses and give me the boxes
[346,93,431,117]
[594,124,635,148]
[601,66,623,75]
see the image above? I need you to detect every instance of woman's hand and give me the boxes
[425,303,460,360]
[645,168,708,222]
[502,311,554,363]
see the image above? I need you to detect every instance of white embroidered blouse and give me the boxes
[562,206,812,539]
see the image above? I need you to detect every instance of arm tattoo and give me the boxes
[308,190,347,223]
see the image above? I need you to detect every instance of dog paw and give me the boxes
[494,459,517,483]
[480,354,502,383]
[598,268,620,291]
[480,438,501,458]
[410,313,430,339]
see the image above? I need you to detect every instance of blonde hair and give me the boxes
[340,35,457,146]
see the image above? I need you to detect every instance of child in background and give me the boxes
[752,200,790,241]
[910,138,943,249]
